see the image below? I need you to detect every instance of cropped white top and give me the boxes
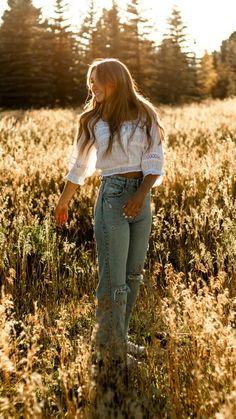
[65,118,164,187]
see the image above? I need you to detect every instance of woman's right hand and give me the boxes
[54,181,79,225]
[55,202,68,225]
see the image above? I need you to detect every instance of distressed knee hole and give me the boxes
[114,285,130,305]
[127,272,144,284]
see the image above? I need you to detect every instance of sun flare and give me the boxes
[1,0,235,56]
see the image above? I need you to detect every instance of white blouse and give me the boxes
[65,118,164,187]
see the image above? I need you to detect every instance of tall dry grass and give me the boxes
[0,98,236,418]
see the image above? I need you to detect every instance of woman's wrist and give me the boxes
[139,174,159,194]
[58,181,79,207]
[58,197,69,207]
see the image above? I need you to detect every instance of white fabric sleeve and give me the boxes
[141,119,164,187]
[65,134,97,185]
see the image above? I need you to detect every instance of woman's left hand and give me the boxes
[123,190,146,218]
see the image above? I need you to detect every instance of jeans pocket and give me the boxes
[103,181,125,197]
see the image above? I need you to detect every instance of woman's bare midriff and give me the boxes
[112,171,143,179]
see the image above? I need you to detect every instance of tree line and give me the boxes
[0,0,235,108]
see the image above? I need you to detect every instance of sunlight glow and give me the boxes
[1,0,235,57]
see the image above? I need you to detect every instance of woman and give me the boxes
[55,58,165,365]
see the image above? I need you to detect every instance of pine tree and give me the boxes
[93,1,121,59]
[166,6,188,49]
[212,32,236,98]
[50,0,76,106]
[0,0,54,107]
[120,0,141,85]
[155,38,180,103]
[119,0,157,97]
[72,0,99,104]
[197,51,217,98]
[78,0,97,63]
[156,6,197,103]
[221,32,236,74]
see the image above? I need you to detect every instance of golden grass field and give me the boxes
[0,98,236,418]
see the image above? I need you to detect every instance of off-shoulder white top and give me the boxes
[65,118,164,187]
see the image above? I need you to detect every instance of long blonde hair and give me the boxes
[77,58,165,155]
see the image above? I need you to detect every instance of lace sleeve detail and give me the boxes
[141,120,164,187]
[65,134,97,185]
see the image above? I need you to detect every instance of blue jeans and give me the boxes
[93,175,152,358]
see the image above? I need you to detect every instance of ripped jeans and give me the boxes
[94,175,152,358]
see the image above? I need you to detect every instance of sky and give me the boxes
[0,0,235,57]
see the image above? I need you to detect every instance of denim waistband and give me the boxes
[101,174,144,187]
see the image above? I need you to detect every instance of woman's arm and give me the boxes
[123,174,159,218]
[55,181,79,225]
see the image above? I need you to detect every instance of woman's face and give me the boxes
[90,68,114,103]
